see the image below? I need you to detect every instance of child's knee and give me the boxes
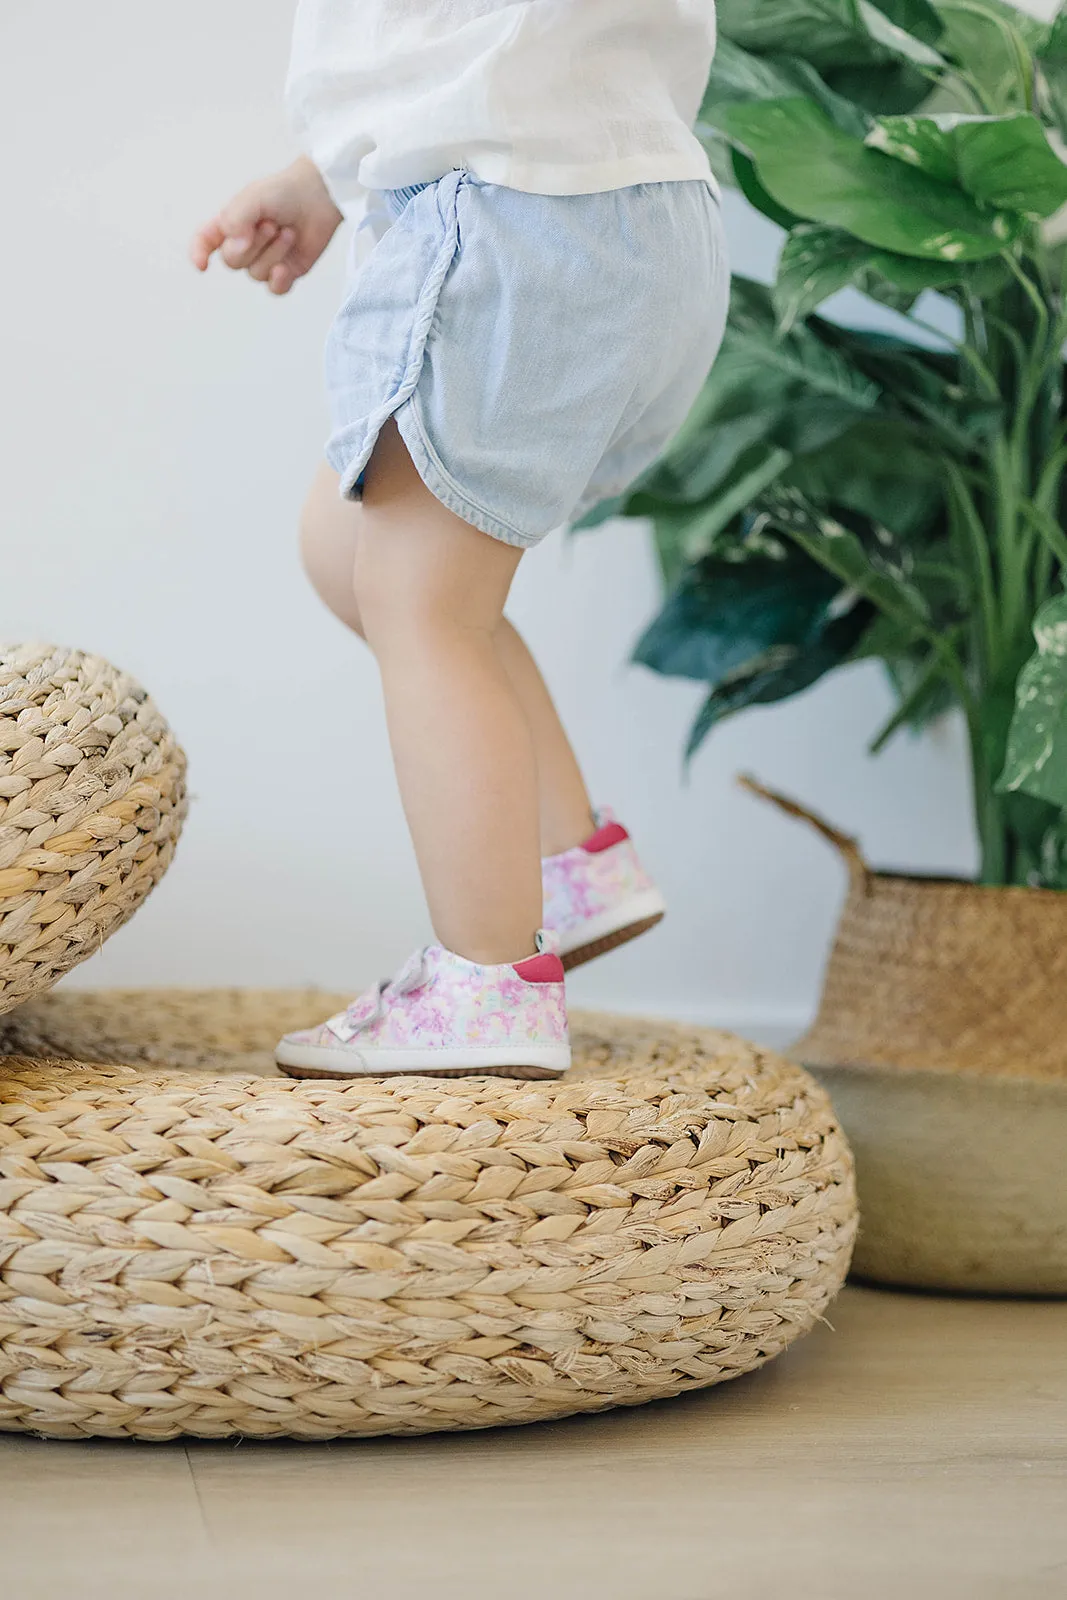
[353,536,481,657]
[352,537,425,647]
[353,475,523,646]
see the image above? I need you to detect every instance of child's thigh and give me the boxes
[298,460,366,633]
[356,421,523,634]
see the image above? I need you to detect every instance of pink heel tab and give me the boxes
[513,952,565,984]
[582,820,630,854]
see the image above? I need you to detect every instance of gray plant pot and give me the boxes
[808,1062,1067,1296]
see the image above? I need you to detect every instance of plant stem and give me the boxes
[954,250,1064,883]
[945,461,1000,678]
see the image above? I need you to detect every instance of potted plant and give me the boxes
[589,0,1067,1293]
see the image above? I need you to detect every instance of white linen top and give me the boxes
[286,0,717,212]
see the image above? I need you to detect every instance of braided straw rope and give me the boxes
[0,645,187,1016]
[0,991,856,1440]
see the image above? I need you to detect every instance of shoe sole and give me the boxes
[560,911,665,972]
[276,1059,565,1081]
[275,1041,571,1081]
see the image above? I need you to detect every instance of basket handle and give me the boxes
[738,774,869,881]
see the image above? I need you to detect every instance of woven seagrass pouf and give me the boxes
[0,645,187,1015]
[0,991,857,1440]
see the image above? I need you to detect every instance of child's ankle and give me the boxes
[444,938,542,967]
[541,808,598,859]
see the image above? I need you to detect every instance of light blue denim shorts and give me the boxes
[324,170,729,549]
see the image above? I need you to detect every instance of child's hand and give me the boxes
[190,157,343,295]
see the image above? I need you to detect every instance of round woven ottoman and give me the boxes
[0,644,187,1014]
[0,991,857,1440]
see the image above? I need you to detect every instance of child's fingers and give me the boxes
[190,219,225,271]
[218,189,266,241]
[221,218,279,270]
[242,219,285,266]
[267,262,298,296]
[217,182,277,266]
[248,228,296,284]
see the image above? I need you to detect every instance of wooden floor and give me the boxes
[3,1285,1065,1600]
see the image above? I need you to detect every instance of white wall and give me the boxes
[0,2,979,1038]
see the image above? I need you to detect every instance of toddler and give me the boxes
[191,0,729,1080]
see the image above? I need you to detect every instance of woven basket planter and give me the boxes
[745,779,1067,1296]
[0,991,857,1440]
[0,645,187,1015]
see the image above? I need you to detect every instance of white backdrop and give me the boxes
[1,1,994,1037]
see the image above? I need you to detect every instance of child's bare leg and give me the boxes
[299,462,367,633]
[353,421,542,964]
[300,460,594,855]
[491,624,594,855]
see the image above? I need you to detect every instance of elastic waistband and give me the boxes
[385,182,434,218]
[381,172,720,219]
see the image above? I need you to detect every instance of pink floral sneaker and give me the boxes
[275,933,570,1080]
[543,809,666,970]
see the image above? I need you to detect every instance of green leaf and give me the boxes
[1040,8,1067,61]
[1038,9,1067,143]
[868,646,957,749]
[654,449,796,564]
[716,0,939,69]
[719,97,1024,259]
[939,0,1046,116]
[683,597,876,758]
[869,0,944,48]
[944,0,1049,56]
[727,277,884,405]
[851,607,927,662]
[634,549,843,684]
[785,417,944,537]
[998,594,1067,807]
[646,507,790,588]
[645,506,709,588]
[773,222,964,329]
[702,38,873,138]
[717,0,881,66]
[868,112,1067,218]
[759,486,935,632]
[884,652,958,726]
[851,611,961,739]
[733,150,803,229]
[820,60,931,114]
[714,0,942,113]
[776,228,911,328]
[637,414,948,589]
[809,320,1004,453]
[703,38,817,109]
[857,0,944,66]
